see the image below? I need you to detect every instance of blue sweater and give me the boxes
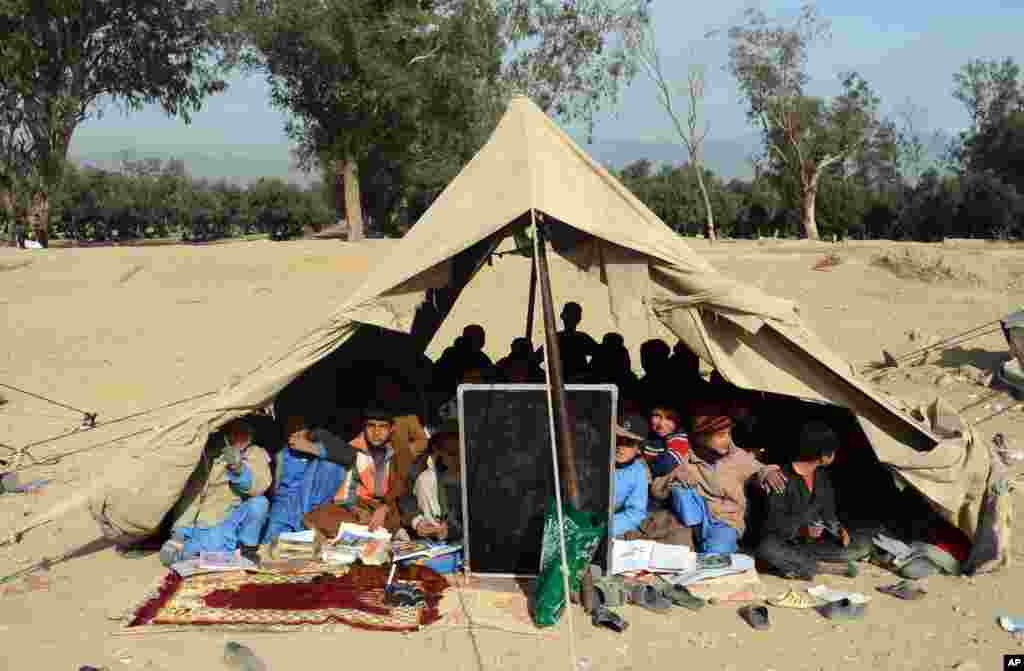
[612,459,649,537]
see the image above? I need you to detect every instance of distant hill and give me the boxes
[69,129,953,186]
[69,140,317,187]
[582,134,761,179]
[582,129,953,179]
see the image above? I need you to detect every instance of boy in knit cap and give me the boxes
[651,404,786,553]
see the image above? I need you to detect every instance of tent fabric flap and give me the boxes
[88,318,361,541]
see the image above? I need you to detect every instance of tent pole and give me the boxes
[525,251,538,342]
[534,214,580,508]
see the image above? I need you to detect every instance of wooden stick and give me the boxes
[533,217,580,508]
[526,252,538,343]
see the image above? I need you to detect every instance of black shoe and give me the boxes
[240,545,261,566]
[591,605,629,633]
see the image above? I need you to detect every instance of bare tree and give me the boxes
[640,32,716,241]
[727,3,882,240]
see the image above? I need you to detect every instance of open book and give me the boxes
[172,552,258,577]
[392,540,463,562]
[326,523,392,566]
[660,554,756,586]
[610,540,698,575]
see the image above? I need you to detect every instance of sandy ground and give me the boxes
[1,237,1024,671]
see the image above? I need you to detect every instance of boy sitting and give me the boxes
[401,419,463,543]
[161,419,271,566]
[262,416,354,544]
[305,405,421,537]
[650,404,785,554]
[612,420,650,538]
[756,421,871,579]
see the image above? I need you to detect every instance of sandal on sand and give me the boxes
[655,578,706,611]
[877,580,926,601]
[738,605,770,630]
[626,584,672,613]
[817,597,866,621]
[767,589,821,609]
[592,605,629,633]
[593,577,626,609]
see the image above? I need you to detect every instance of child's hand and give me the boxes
[672,463,698,486]
[368,506,389,532]
[800,525,824,540]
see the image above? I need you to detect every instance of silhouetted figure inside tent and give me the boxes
[588,333,640,402]
[668,344,716,419]
[496,337,544,383]
[536,302,599,383]
[433,325,494,396]
[639,338,673,414]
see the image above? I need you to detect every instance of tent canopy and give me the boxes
[85,96,989,544]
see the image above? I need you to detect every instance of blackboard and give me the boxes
[457,384,617,576]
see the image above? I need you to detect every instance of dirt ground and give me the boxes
[1,237,1023,671]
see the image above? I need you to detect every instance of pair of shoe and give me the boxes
[385,582,426,607]
[158,538,261,569]
[654,576,706,611]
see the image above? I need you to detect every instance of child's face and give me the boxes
[650,409,677,437]
[615,441,640,464]
[703,429,733,456]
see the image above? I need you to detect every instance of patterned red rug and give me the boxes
[126,564,449,632]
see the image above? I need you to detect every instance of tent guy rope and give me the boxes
[0,390,215,473]
[0,381,97,427]
[862,320,1003,373]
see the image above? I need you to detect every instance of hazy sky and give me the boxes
[70,0,1024,158]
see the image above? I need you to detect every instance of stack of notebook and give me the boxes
[273,529,317,560]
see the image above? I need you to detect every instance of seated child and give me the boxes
[650,404,785,554]
[262,416,354,544]
[161,419,271,566]
[398,419,465,573]
[304,406,420,537]
[401,420,463,543]
[756,421,871,579]
[612,420,650,538]
[648,404,690,475]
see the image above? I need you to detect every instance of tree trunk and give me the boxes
[333,159,345,222]
[693,163,716,242]
[27,190,50,247]
[342,157,364,242]
[800,173,821,241]
[0,187,13,246]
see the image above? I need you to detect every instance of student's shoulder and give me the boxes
[666,433,690,449]
[247,444,272,463]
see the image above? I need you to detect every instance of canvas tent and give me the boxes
[80,96,992,550]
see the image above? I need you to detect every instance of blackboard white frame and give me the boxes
[456,383,618,577]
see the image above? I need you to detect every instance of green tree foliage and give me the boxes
[727,4,885,240]
[240,0,650,240]
[239,0,504,240]
[29,158,331,244]
[0,0,233,243]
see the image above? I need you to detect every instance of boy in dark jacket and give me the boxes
[756,421,871,579]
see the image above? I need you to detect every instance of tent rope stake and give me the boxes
[1,391,215,473]
[0,381,96,419]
